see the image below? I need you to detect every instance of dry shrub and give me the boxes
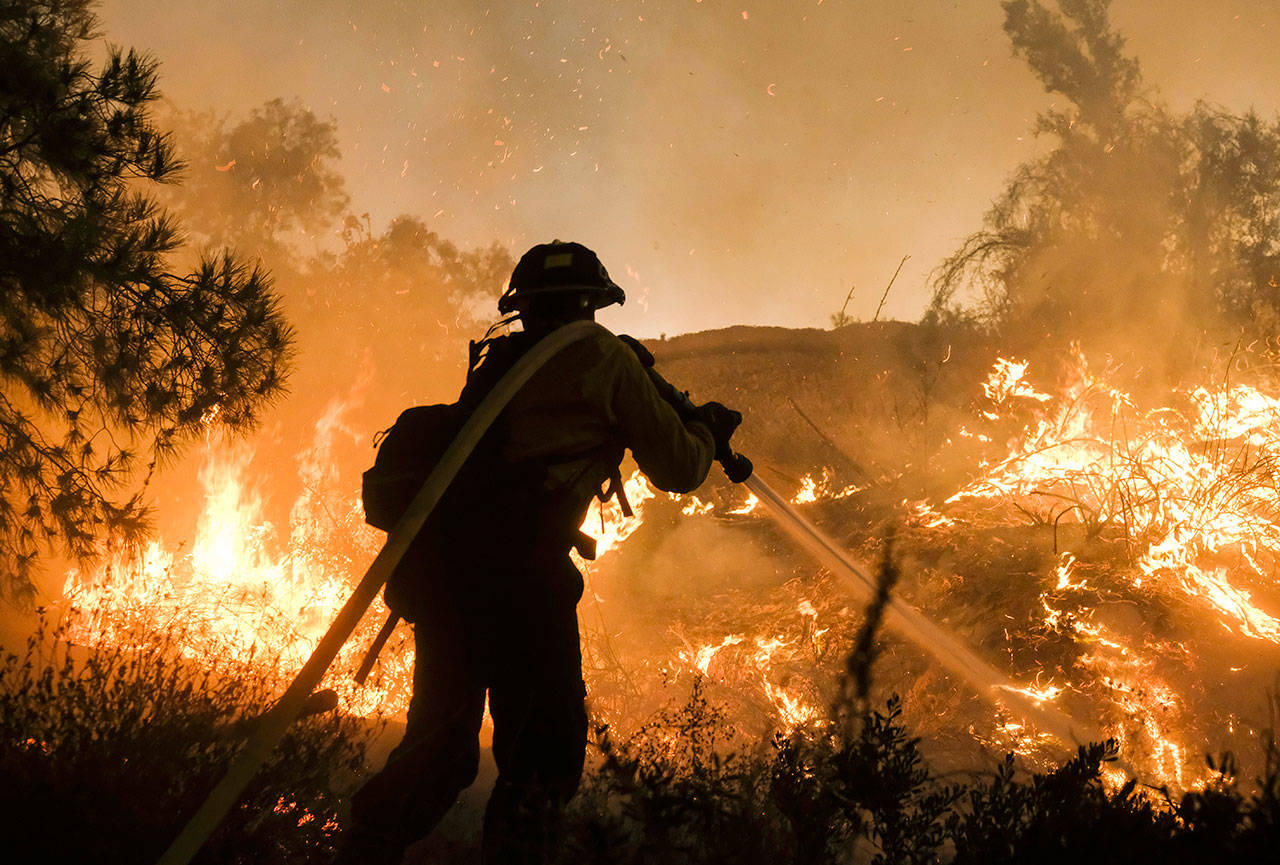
[0,614,373,864]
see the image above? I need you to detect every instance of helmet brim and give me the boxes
[497,281,625,314]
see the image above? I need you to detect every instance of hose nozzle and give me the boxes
[720,450,753,483]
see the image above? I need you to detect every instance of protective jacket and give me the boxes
[463,323,715,532]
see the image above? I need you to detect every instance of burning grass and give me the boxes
[53,335,1280,789]
[62,442,416,719]
[907,344,1280,786]
[4,616,1278,864]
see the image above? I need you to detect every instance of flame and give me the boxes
[686,634,744,675]
[681,497,715,516]
[924,348,1280,785]
[999,679,1064,704]
[671,600,829,732]
[981,356,1052,406]
[61,343,1280,789]
[577,471,655,561]
[946,351,1280,643]
[751,634,823,729]
[1053,553,1086,590]
[790,468,861,505]
[64,402,407,717]
[793,475,822,505]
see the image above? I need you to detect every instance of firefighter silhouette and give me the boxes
[335,241,742,864]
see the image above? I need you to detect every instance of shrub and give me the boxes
[0,615,372,864]
[563,684,1279,865]
[557,535,1280,864]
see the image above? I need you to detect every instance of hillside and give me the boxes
[642,321,995,498]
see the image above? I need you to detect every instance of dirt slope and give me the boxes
[641,321,994,497]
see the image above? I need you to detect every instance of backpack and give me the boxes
[361,332,530,538]
[360,402,466,533]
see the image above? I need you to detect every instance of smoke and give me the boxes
[638,519,787,597]
[931,1,1280,382]
[79,1,1280,552]
[93,0,1050,334]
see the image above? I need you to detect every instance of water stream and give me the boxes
[744,473,1092,749]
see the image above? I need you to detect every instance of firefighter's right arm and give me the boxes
[607,345,715,494]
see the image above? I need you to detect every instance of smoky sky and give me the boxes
[97,0,1280,338]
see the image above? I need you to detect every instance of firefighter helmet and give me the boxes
[498,240,626,315]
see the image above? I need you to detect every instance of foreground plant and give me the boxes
[0,615,370,864]
[557,541,1280,864]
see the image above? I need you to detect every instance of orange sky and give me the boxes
[97,0,1280,338]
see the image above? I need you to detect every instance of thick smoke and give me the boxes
[931,0,1280,381]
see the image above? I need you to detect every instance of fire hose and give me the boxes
[155,319,607,865]
[158,325,1091,865]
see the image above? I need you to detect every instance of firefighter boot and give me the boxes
[481,778,564,865]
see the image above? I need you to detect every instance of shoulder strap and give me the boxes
[459,331,538,411]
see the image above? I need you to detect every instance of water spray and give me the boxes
[739,470,1090,746]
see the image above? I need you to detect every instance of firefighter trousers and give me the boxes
[336,555,588,865]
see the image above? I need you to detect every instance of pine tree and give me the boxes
[0,0,293,601]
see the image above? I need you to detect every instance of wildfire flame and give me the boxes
[948,351,1280,643]
[63,403,406,717]
[926,348,1280,787]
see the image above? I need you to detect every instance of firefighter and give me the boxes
[334,240,741,864]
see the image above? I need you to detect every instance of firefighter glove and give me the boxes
[692,401,742,461]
